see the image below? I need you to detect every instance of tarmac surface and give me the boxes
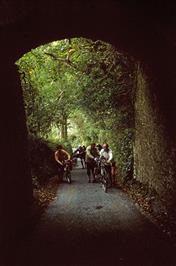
[6,162,176,265]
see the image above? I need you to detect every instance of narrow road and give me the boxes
[8,162,176,266]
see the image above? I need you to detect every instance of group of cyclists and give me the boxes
[54,142,115,187]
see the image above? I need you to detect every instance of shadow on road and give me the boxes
[5,165,176,266]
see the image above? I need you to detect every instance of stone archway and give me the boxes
[1,0,176,253]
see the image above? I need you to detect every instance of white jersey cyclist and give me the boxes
[99,143,113,162]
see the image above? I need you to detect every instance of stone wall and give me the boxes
[134,63,176,208]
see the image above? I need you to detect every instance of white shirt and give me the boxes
[99,148,113,161]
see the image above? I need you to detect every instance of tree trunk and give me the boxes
[60,123,65,139]
[60,115,68,140]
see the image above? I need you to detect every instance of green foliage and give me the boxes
[111,129,134,178]
[28,134,58,185]
[16,37,135,180]
[62,141,73,155]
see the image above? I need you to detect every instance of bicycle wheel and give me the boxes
[102,178,107,193]
[66,171,72,184]
[101,170,108,193]
[100,167,106,192]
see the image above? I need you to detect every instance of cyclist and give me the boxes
[85,143,99,183]
[99,143,113,186]
[96,144,102,152]
[74,146,86,169]
[55,144,71,182]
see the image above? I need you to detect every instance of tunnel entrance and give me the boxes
[16,37,135,188]
[1,1,176,260]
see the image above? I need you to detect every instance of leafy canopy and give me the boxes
[16,37,135,177]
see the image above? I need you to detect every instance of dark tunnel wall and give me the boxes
[1,46,32,253]
[1,0,176,254]
[134,62,176,207]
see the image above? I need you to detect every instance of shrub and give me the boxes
[28,135,58,185]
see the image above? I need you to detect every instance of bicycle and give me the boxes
[64,159,72,184]
[94,158,111,192]
[94,158,101,181]
[100,159,112,192]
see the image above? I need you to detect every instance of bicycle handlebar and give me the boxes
[94,157,111,165]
